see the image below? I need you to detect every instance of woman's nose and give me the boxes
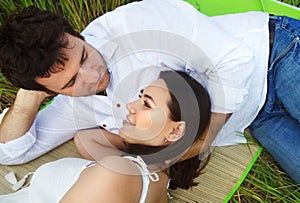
[126,101,137,114]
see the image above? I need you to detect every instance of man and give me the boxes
[0,0,299,183]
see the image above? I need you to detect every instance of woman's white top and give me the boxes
[0,157,158,203]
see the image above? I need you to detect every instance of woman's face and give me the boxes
[119,79,181,146]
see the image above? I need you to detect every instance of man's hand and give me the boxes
[0,88,52,143]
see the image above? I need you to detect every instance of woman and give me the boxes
[1,70,211,203]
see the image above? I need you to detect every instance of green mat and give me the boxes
[185,0,300,19]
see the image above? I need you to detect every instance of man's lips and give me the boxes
[122,120,131,126]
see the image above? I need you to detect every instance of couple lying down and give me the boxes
[0,70,211,203]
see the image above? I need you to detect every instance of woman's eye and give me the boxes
[143,100,151,108]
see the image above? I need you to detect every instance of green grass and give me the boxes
[230,150,300,202]
[0,72,17,112]
[281,0,300,7]
[0,0,299,202]
[0,0,134,32]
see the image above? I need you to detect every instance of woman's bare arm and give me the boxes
[74,128,126,160]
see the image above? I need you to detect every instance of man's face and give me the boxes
[35,33,110,96]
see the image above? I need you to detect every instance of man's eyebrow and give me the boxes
[143,94,156,105]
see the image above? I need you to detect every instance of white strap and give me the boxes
[4,171,34,191]
[4,171,17,184]
[123,156,159,182]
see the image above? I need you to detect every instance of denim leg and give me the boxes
[273,17,300,121]
[251,112,300,184]
[250,16,300,184]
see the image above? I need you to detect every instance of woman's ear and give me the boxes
[166,121,186,142]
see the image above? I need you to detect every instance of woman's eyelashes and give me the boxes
[138,89,151,108]
[139,89,144,97]
[143,100,151,108]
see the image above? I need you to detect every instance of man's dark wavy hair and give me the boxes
[0,6,84,93]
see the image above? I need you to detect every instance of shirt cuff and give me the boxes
[0,130,36,164]
[0,108,9,122]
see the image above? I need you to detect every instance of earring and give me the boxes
[164,138,168,143]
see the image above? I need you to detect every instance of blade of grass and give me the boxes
[59,0,82,31]
[19,0,34,7]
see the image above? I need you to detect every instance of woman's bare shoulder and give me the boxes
[60,156,142,203]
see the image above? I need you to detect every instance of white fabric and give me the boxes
[0,157,156,203]
[29,158,90,203]
[0,187,30,203]
[0,158,89,203]
[0,0,269,164]
[4,171,18,185]
[123,156,159,203]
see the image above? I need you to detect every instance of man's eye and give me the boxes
[67,78,76,88]
[68,80,75,88]
[80,47,88,65]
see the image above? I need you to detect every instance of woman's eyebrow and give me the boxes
[143,94,156,105]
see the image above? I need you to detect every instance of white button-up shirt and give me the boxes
[0,0,269,164]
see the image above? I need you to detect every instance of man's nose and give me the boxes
[79,67,99,83]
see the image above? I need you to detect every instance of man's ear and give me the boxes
[166,121,186,142]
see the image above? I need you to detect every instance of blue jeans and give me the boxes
[250,16,300,184]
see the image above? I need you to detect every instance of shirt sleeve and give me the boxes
[0,95,99,165]
[189,13,254,113]
[0,123,37,165]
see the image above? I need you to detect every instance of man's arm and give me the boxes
[0,88,49,143]
[179,112,231,161]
